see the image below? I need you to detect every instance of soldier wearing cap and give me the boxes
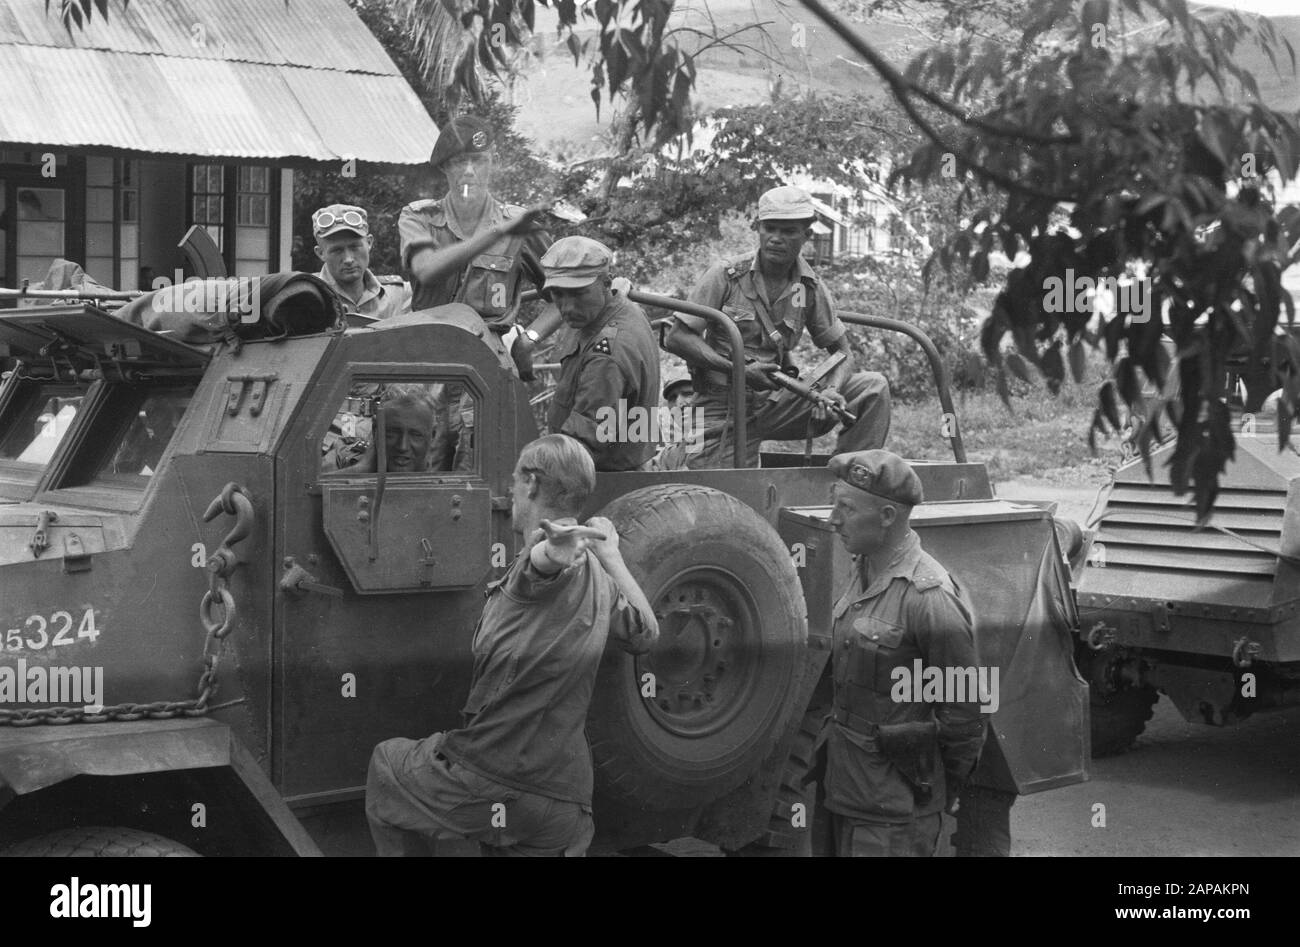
[544,236,660,471]
[313,204,409,321]
[820,450,985,856]
[664,185,891,468]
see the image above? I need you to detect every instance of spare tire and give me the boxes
[1,826,198,857]
[589,484,807,811]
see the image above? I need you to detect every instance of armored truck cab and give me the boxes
[0,294,1087,855]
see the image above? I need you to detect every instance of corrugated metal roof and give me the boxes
[0,0,438,164]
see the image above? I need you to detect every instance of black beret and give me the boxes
[828,449,924,507]
[429,116,494,169]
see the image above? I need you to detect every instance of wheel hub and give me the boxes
[640,573,757,737]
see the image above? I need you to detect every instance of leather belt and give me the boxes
[831,705,880,737]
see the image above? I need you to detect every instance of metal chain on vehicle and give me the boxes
[0,483,253,727]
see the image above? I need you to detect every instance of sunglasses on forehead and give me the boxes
[314,208,367,229]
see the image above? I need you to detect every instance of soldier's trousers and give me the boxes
[951,784,1015,856]
[366,733,595,857]
[831,811,942,857]
[684,370,891,469]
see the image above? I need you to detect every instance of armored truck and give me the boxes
[0,284,1086,855]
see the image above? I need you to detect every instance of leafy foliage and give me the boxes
[390,0,774,147]
[858,0,1300,521]
[45,0,121,31]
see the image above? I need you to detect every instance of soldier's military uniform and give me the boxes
[397,117,551,317]
[543,237,660,472]
[397,116,553,470]
[317,267,408,322]
[398,199,551,316]
[821,451,985,856]
[675,188,891,468]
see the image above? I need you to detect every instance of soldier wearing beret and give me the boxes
[400,116,562,468]
[664,185,891,468]
[820,450,985,856]
[543,236,661,471]
[313,204,409,321]
[399,116,556,332]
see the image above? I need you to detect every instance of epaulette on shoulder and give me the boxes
[723,256,752,281]
[501,202,526,217]
[377,274,406,286]
[404,198,442,214]
[911,555,947,592]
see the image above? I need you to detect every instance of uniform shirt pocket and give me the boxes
[460,252,517,316]
[720,303,765,353]
[853,616,905,649]
[847,616,906,691]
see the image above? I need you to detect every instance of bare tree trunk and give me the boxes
[599,106,641,200]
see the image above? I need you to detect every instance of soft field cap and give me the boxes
[757,185,815,222]
[540,236,612,289]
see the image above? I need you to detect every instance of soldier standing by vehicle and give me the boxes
[365,434,659,856]
[398,115,560,348]
[312,204,409,321]
[543,236,661,471]
[400,115,561,466]
[821,450,985,856]
[664,185,890,468]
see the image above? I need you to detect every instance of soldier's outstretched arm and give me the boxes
[407,206,550,289]
[585,515,660,654]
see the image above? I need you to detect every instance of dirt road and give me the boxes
[1014,700,1300,856]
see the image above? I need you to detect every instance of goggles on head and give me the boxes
[313,208,368,230]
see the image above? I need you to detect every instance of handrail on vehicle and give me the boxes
[519,288,748,470]
[837,311,966,464]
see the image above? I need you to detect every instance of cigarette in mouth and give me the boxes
[462,184,469,198]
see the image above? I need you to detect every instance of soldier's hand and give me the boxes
[744,361,782,391]
[611,276,632,296]
[813,387,848,422]
[583,516,620,563]
[534,518,609,569]
[503,205,550,236]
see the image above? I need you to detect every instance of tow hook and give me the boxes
[1084,621,1116,650]
[1232,637,1262,669]
[28,510,57,559]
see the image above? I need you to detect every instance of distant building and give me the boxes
[791,162,925,266]
[0,0,437,293]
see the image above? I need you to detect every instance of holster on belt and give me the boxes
[876,719,939,807]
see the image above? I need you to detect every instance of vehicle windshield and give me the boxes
[0,384,85,469]
[60,386,195,491]
[94,389,193,482]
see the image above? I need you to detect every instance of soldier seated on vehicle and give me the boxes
[365,434,659,857]
[320,383,443,474]
[312,203,409,322]
[663,185,891,469]
[542,236,660,472]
